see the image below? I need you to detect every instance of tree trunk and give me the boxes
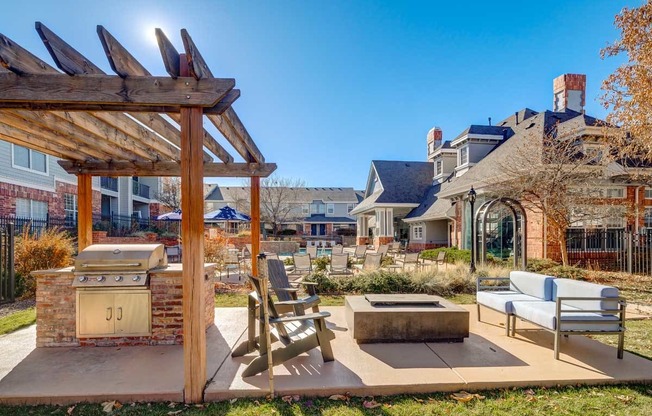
[558,231,568,266]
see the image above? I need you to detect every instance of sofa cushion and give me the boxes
[512,301,621,332]
[509,271,555,300]
[477,291,541,314]
[552,278,620,313]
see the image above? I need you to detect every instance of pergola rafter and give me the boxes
[0,23,275,403]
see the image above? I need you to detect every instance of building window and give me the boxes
[302,204,309,215]
[605,188,624,198]
[12,145,47,174]
[412,225,423,240]
[459,146,469,165]
[64,194,78,226]
[645,208,652,228]
[310,202,325,215]
[435,159,443,176]
[347,203,355,213]
[16,198,48,220]
[645,188,652,199]
[326,203,334,215]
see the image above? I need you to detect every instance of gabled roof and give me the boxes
[373,161,434,203]
[205,185,360,203]
[404,182,453,221]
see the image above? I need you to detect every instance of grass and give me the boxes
[0,384,650,415]
[0,308,35,335]
[589,319,652,360]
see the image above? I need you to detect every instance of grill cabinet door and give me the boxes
[114,291,151,336]
[77,292,115,337]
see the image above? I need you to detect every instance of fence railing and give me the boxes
[0,224,15,304]
[132,181,150,199]
[566,228,652,275]
[100,177,118,192]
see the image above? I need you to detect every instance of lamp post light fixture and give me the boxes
[468,187,477,274]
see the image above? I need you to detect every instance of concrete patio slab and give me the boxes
[0,305,650,405]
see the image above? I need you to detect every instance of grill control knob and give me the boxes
[96,275,106,283]
[115,275,123,282]
[132,275,141,282]
[78,276,88,283]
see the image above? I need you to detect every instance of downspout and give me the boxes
[445,215,457,247]
[635,185,645,233]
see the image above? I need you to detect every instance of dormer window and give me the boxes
[459,145,469,165]
[435,159,443,176]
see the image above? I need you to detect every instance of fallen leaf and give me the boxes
[414,398,424,403]
[101,401,115,413]
[229,398,238,404]
[167,411,182,416]
[168,402,178,408]
[113,402,122,410]
[329,394,348,401]
[524,389,535,396]
[67,405,75,415]
[363,400,381,409]
[526,395,537,402]
[450,392,474,403]
[281,395,293,404]
[615,395,635,404]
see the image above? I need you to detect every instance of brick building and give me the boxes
[353,74,652,262]
[0,141,162,225]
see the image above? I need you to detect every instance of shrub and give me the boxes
[304,272,339,294]
[15,227,75,298]
[544,265,587,280]
[313,256,330,271]
[278,229,297,236]
[420,247,471,263]
[526,258,560,273]
[381,256,395,267]
[204,231,229,269]
[283,257,294,266]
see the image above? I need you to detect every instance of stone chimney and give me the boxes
[553,73,586,113]
[427,127,442,157]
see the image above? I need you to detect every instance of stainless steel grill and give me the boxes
[72,244,167,287]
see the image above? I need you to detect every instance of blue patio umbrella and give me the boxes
[204,205,251,222]
[156,209,182,221]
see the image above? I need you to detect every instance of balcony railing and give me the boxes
[132,181,150,199]
[100,177,118,192]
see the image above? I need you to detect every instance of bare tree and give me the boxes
[230,176,307,235]
[155,177,181,211]
[489,127,626,265]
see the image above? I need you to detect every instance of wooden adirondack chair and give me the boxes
[267,258,320,314]
[231,255,335,377]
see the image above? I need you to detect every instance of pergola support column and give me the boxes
[180,55,206,404]
[251,176,261,276]
[77,174,93,251]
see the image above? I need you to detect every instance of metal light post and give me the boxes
[468,187,477,273]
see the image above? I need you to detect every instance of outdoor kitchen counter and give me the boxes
[34,264,216,348]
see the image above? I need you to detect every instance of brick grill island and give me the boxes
[34,263,216,347]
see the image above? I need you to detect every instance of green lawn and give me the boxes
[0,384,650,415]
[0,308,35,335]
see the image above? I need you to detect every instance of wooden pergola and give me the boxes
[0,23,275,403]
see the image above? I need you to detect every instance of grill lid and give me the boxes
[74,244,168,273]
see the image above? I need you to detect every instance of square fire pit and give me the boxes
[345,294,469,343]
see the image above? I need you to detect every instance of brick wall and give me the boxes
[408,242,446,252]
[35,264,216,348]
[0,181,101,218]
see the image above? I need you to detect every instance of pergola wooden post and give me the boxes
[251,177,261,276]
[180,55,206,403]
[0,24,276,403]
[77,174,93,251]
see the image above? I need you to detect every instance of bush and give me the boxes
[313,256,330,271]
[304,272,339,294]
[526,258,560,273]
[420,247,471,263]
[278,229,297,236]
[204,231,229,269]
[283,257,294,266]
[544,265,587,280]
[15,227,75,298]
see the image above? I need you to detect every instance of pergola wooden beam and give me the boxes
[58,160,277,177]
[36,22,211,162]
[181,30,264,163]
[0,100,239,115]
[97,25,234,164]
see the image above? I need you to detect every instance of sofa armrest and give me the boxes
[477,277,511,292]
[556,296,626,320]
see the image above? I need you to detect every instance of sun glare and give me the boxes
[143,24,160,46]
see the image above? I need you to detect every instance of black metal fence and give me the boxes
[566,228,652,275]
[0,224,15,304]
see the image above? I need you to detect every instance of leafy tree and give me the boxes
[154,177,181,211]
[601,2,652,161]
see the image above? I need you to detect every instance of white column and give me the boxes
[386,208,394,238]
[357,216,364,237]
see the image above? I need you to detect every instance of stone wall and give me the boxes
[34,264,215,348]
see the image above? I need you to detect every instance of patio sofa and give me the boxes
[476,271,626,359]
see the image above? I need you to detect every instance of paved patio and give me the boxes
[0,306,650,405]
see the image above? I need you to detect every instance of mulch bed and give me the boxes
[0,298,35,319]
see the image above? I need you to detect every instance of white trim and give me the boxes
[450,133,505,148]
[0,176,55,192]
[11,144,50,176]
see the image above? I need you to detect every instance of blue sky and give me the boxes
[2,0,634,189]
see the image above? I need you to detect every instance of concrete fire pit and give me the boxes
[345,294,470,343]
